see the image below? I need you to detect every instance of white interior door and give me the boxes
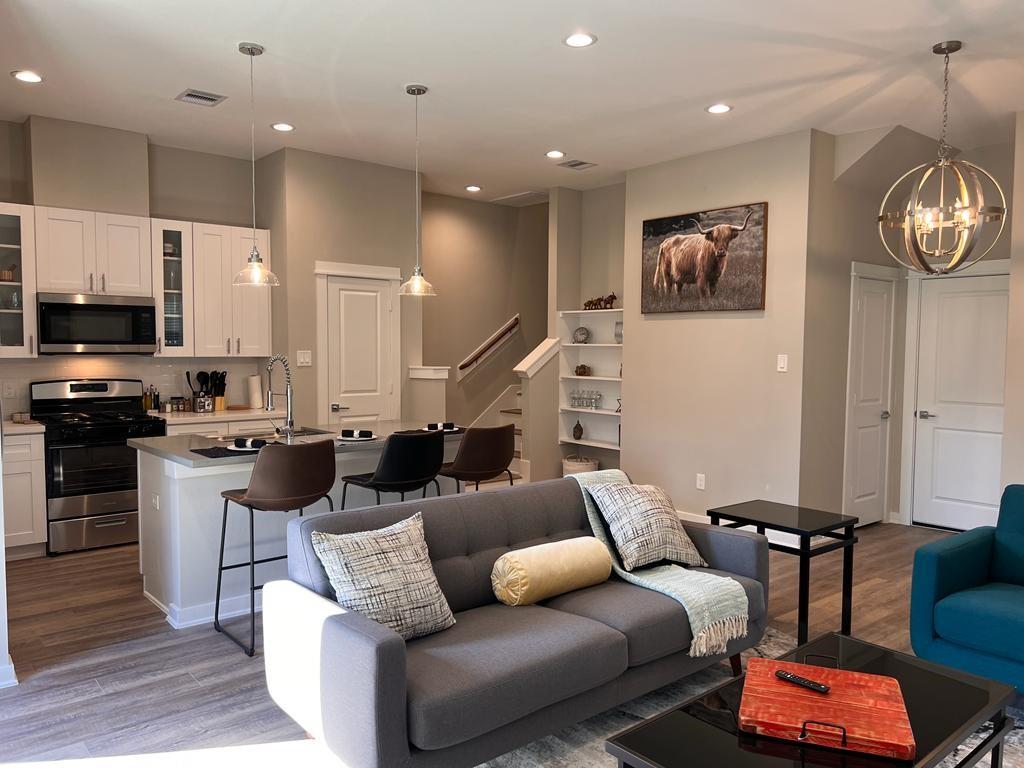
[844,275,895,525]
[325,276,399,426]
[913,274,1008,529]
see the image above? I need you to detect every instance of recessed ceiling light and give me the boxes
[271,122,294,132]
[11,70,43,84]
[706,103,732,114]
[546,150,565,159]
[564,32,597,48]
[465,185,482,193]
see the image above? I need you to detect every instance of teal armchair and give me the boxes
[911,485,1024,691]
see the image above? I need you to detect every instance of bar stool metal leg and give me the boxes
[214,502,258,657]
[506,469,514,486]
[455,479,462,494]
[433,479,440,496]
[213,498,229,634]
[340,483,348,510]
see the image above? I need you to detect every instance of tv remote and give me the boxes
[775,669,830,694]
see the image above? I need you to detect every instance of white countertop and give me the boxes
[146,408,283,425]
[2,420,45,436]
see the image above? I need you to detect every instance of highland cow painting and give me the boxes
[641,202,767,313]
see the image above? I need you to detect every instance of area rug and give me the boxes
[482,628,1023,768]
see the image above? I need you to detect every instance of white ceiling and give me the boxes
[2,0,1023,203]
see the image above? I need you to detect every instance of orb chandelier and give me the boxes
[878,41,1006,275]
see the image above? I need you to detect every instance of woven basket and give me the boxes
[562,455,599,476]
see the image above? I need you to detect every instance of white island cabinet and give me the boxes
[129,423,462,629]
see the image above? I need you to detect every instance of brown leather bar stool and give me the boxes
[340,430,444,508]
[438,423,516,493]
[214,440,336,656]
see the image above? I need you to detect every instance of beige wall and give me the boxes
[547,188,582,333]
[580,183,626,304]
[622,130,812,515]
[259,148,418,427]
[965,140,1016,263]
[26,116,150,215]
[1001,113,1024,485]
[421,193,548,425]
[149,145,253,226]
[0,120,28,204]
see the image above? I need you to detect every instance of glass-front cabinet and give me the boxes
[0,203,37,358]
[151,219,194,357]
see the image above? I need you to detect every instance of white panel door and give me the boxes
[96,214,151,296]
[326,276,399,425]
[844,276,894,525]
[35,207,96,293]
[230,228,272,357]
[192,224,234,357]
[913,274,1009,529]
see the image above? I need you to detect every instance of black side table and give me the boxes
[707,500,858,645]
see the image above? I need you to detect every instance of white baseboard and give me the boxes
[147,590,264,630]
[0,655,18,688]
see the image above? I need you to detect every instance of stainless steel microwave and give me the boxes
[37,293,157,354]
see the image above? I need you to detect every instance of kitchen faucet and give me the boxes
[265,354,295,442]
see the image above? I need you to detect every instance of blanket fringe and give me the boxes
[689,613,749,658]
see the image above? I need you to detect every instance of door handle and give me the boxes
[880,410,890,420]
[331,403,350,412]
[101,273,106,292]
[226,338,231,355]
[918,410,937,420]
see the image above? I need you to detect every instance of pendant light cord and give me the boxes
[414,92,421,271]
[938,52,951,162]
[250,52,258,249]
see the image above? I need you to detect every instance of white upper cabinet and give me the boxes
[193,223,234,357]
[0,203,38,358]
[96,213,151,296]
[35,207,96,294]
[231,228,272,357]
[152,219,194,357]
[36,207,151,296]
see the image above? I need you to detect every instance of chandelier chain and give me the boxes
[938,52,951,161]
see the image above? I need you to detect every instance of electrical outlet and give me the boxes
[2,381,16,399]
[150,493,160,511]
[776,354,789,373]
[296,350,313,367]
[696,473,706,491]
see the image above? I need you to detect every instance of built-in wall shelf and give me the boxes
[561,375,622,382]
[562,343,622,348]
[560,407,620,417]
[559,437,621,452]
[559,308,623,316]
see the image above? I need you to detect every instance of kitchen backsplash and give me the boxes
[0,357,263,414]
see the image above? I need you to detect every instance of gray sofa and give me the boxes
[263,477,769,768]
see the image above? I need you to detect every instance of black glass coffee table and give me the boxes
[707,500,859,644]
[606,633,1015,768]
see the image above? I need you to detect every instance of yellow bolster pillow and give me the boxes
[491,537,612,606]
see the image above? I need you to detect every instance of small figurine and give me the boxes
[601,293,617,309]
[575,364,591,376]
[572,419,584,440]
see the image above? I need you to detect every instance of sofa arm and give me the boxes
[910,526,995,656]
[263,580,410,768]
[681,520,770,605]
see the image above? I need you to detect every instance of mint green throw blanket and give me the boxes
[571,469,748,658]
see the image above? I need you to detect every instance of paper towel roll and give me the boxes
[247,375,264,410]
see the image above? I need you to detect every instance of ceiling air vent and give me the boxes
[174,88,227,107]
[557,159,597,171]
[489,190,548,207]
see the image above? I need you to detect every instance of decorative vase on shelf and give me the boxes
[572,419,584,440]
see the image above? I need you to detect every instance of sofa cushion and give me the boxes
[934,582,1024,663]
[543,571,764,666]
[491,536,612,606]
[405,602,627,750]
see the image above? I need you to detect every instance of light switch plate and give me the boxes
[696,473,706,491]
[1,382,15,399]
[296,350,313,367]
[776,354,789,373]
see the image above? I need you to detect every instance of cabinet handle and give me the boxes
[101,273,106,292]
[29,334,33,355]
[89,273,94,292]
[236,337,240,354]
[157,337,162,354]
[226,338,231,355]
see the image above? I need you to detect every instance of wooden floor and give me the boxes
[0,522,949,761]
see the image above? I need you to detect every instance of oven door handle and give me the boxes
[48,440,139,451]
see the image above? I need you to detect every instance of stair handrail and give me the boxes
[513,337,559,380]
[457,314,520,381]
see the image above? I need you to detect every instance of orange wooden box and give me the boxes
[738,658,916,761]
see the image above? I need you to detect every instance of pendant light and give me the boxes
[399,84,436,297]
[878,42,1006,274]
[233,42,280,287]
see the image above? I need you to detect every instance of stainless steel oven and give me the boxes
[37,293,157,354]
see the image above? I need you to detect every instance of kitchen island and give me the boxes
[129,421,463,628]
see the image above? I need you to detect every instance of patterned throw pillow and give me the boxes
[310,512,455,640]
[587,483,707,572]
